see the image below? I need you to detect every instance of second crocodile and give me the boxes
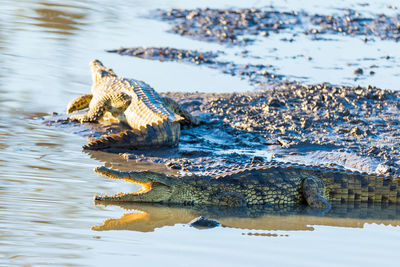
[93,162,400,210]
[67,59,198,150]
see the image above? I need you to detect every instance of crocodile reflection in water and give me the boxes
[92,202,400,232]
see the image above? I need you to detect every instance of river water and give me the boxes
[1,0,400,266]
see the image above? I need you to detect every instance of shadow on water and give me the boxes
[92,202,400,232]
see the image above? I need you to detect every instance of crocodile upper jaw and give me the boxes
[93,166,173,203]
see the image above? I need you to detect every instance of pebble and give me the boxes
[353,68,363,75]
[189,216,221,229]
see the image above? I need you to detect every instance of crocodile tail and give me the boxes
[363,174,400,204]
[320,169,400,205]
[83,121,180,150]
[84,132,125,150]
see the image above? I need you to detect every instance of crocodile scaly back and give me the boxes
[68,59,198,149]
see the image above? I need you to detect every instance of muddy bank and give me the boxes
[155,8,400,45]
[155,8,300,45]
[161,82,400,175]
[47,81,400,177]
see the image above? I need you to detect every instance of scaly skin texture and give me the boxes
[67,59,198,149]
[93,162,400,210]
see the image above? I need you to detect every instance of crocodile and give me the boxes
[93,162,400,210]
[67,59,198,149]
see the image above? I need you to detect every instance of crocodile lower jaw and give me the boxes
[94,181,153,201]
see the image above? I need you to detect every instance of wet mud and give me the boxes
[308,9,400,41]
[108,47,282,85]
[162,83,400,176]
[155,8,400,45]
[155,8,301,45]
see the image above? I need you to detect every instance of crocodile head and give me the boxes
[93,166,176,203]
[90,59,117,86]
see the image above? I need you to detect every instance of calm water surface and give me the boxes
[1,0,400,266]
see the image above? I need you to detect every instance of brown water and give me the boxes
[1,0,400,266]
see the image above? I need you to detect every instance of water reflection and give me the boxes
[93,202,400,232]
[0,31,5,52]
[22,1,87,36]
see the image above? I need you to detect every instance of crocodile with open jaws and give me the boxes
[67,59,198,149]
[93,162,400,210]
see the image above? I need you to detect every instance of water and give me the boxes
[1,0,400,266]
